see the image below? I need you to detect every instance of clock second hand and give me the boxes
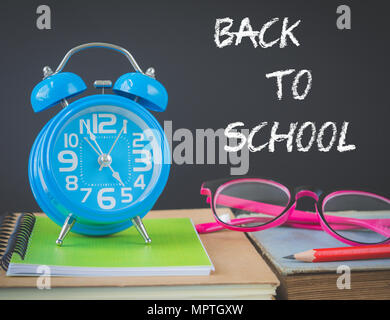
[99,120,127,171]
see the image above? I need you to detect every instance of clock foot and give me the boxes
[56,214,76,246]
[131,216,151,244]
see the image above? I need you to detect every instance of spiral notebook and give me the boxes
[0,213,214,277]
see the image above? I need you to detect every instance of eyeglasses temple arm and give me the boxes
[197,194,390,237]
[195,215,373,234]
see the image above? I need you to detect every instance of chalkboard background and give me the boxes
[0,0,388,213]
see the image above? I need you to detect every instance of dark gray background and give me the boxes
[0,0,388,212]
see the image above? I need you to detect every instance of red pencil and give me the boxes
[284,244,390,263]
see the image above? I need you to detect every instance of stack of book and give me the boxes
[248,224,390,299]
[0,209,280,300]
[3,208,387,299]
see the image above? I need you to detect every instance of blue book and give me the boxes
[248,226,390,299]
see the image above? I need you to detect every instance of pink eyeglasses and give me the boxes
[196,177,390,246]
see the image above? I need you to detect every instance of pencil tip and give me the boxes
[283,255,295,260]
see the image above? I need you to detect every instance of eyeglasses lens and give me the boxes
[214,180,290,228]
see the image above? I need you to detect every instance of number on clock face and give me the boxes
[52,106,156,211]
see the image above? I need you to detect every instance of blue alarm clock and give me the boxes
[29,43,170,246]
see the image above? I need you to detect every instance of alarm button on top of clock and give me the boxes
[93,80,112,95]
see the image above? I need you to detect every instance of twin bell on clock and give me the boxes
[29,43,170,246]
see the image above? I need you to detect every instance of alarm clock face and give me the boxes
[49,102,166,215]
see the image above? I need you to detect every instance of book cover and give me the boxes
[5,214,214,277]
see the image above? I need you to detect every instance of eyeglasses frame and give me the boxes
[200,177,390,246]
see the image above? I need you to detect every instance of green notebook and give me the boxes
[5,214,214,277]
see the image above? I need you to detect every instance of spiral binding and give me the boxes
[0,212,36,271]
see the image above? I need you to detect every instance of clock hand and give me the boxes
[83,137,102,156]
[83,121,104,155]
[83,124,124,186]
[99,120,127,171]
[84,137,123,186]
[108,165,125,186]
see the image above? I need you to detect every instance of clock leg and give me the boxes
[56,214,76,246]
[131,216,151,244]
